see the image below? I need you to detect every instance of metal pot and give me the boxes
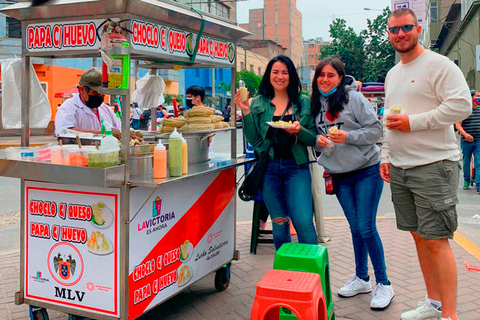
[129,153,153,177]
[184,133,215,164]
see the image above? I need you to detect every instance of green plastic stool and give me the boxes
[274,243,334,320]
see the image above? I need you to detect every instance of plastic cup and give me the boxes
[239,87,248,102]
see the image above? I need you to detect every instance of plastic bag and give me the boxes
[132,73,166,110]
[1,58,52,129]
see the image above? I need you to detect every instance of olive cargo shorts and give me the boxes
[390,160,460,239]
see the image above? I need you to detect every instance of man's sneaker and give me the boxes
[370,283,394,310]
[401,296,442,320]
[463,181,470,190]
[337,275,371,298]
[476,185,480,195]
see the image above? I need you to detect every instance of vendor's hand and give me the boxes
[380,163,391,183]
[112,128,121,140]
[317,135,330,147]
[284,121,301,134]
[386,114,410,132]
[234,91,250,116]
[464,133,474,142]
[327,130,348,144]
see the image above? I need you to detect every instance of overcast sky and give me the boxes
[237,0,392,41]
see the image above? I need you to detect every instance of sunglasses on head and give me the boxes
[388,24,416,34]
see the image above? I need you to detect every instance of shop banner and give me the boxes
[24,182,120,317]
[391,0,426,25]
[130,19,235,66]
[25,20,107,52]
[128,169,235,319]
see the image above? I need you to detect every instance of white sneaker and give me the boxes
[337,275,371,298]
[370,283,394,310]
[401,296,442,320]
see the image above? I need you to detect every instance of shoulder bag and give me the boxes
[238,102,292,201]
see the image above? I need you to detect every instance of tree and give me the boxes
[320,8,395,83]
[164,94,184,105]
[216,70,262,97]
[237,70,262,97]
[361,8,395,83]
[321,19,365,80]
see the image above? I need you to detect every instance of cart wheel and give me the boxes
[68,315,91,320]
[214,263,231,292]
[32,309,49,320]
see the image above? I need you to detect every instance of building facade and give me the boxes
[239,0,303,67]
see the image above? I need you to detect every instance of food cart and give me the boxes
[0,1,250,319]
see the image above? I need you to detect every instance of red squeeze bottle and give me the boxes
[173,97,178,117]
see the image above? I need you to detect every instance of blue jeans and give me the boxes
[131,119,140,130]
[261,159,318,250]
[461,140,480,184]
[335,163,389,284]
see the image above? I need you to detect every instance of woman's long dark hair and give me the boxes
[311,57,349,119]
[259,55,302,107]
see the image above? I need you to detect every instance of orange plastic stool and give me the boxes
[250,269,328,320]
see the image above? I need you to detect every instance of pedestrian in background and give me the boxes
[312,57,394,311]
[455,89,480,194]
[381,8,471,320]
[131,102,142,130]
[235,55,318,250]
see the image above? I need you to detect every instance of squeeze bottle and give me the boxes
[153,141,167,179]
[101,127,119,149]
[168,128,183,177]
[181,136,188,175]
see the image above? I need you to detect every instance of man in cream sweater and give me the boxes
[380,8,471,320]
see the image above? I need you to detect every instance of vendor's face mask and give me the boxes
[186,98,194,109]
[83,87,104,109]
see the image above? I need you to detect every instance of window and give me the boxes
[250,64,254,72]
[430,2,438,23]
[258,67,262,76]
[7,17,21,39]
[309,44,314,48]
[240,62,244,70]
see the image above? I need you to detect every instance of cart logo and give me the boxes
[49,244,83,286]
[152,196,162,217]
[59,261,71,280]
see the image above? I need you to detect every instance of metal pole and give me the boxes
[21,56,31,147]
[230,65,237,159]
[212,68,215,98]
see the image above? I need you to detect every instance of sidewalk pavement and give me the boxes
[1,219,480,320]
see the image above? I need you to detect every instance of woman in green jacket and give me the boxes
[234,55,318,250]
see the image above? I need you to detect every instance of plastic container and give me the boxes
[5,147,38,161]
[88,147,120,168]
[101,130,119,149]
[153,141,167,179]
[168,128,183,177]
[181,137,188,175]
[67,146,94,167]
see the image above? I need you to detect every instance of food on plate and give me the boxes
[389,104,402,115]
[328,126,339,134]
[210,115,224,123]
[180,240,191,260]
[160,125,175,133]
[92,202,106,226]
[177,264,192,286]
[87,231,111,253]
[272,120,293,125]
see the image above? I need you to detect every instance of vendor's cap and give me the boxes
[79,67,102,92]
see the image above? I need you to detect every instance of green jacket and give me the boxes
[242,95,317,165]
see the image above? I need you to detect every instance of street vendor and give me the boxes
[54,67,121,137]
[185,85,206,109]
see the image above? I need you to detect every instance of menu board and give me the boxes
[24,182,120,317]
[128,169,235,319]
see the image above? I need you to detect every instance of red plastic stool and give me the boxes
[250,269,328,320]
